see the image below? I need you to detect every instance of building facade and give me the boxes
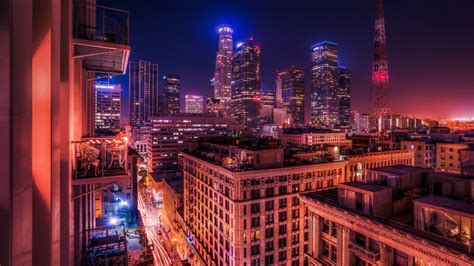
[147,114,236,173]
[436,142,472,173]
[95,83,121,135]
[277,66,305,127]
[164,74,181,115]
[185,95,204,114]
[231,38,261,130]
[300,166,474,266]
[129,60,159,126]
[213,26,234,116]
[280,130,350,147]
[182,141,347,266]
[400,140,436,168]
[338,68,351,127]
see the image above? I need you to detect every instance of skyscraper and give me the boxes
[213,25,233,116]
[94,83,121,134]
[164,74,180,114]
[370,0,390,117]
[277,66,305,127]
[338,67,351,127]
[185,95,204,114]
[260,89,275,107]
[231,38,261,129]
[129,60,159,126]
[311,41,340,128]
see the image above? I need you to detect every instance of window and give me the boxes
[265,187,274,197]
[265,201,274,211]
[278,238,287,248]
[266,214,274,225]
[251,203,260,214]
[251,245,260,255]
[279,211,287,221]
[279,251,286,261]
[251,230,260,241]
[279,198,287,209]
[322,241,330,257]
[330,246,337,262]
[265,255,273,265]
[279,186,287,195]
[265,241,274,251]
[292,197,299,206]
[251,217,260,228]
[265,228,274,238]
[251,189,260,199]
[279,224,287,235]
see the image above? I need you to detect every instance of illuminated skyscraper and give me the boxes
[260,89,275,107]
[129,60,159,126]
[231,38,261,129]
[213,25,233,116]
[311,41,340,128]
[311,41,351,128]
[164,74,180,114]
[185,95,204,114]
[370,0,390,117]
[338,67,351,127]
[277,66,305,126]
[95,83,121,134]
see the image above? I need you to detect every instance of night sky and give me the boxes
[102,0,474,122]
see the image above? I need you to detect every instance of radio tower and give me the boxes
[369,0,389,117]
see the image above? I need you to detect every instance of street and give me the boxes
[137,190,178,266]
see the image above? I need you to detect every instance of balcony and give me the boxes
[73,1,130,74]
[348,242,380,262]
[72,136,129,185]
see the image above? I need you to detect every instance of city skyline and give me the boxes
[104,0,474,120]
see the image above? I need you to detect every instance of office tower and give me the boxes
[261,89,275,106]
[185,95,204,114]
[213,25,233,116]
[157,93,166,115]
[277,66,305,127]
[311,41,340,128]
[94,83,121,134]
[206,98,224,117]
[338,67,351,126]
[164,74,180,114]
[370,0,390,117]
[147,114,236,173]
[231,38,261,130]
[129,60,159,127]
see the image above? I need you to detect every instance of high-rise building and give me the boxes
[311,41,340,128]
[277,66,305,127]
[311,41,351,128]
[94,83,121,134]
[147,114,236,173]
[164,74,180,114]
[129,60,159,127]
[370,0,390,118]
[185,95,204,114]
[206,98,224,117]
[231,38,261,130]
[338,67,351,127]
[213,25,233,116]
[157,93,166,115]
[261,89,275,107]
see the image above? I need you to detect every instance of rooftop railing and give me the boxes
[73,1,129,45]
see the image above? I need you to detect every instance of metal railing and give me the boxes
[348,243,380,261]
[73,137,129,179]
[73,1,129,45]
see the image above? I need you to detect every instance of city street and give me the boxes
[137,190,178,265]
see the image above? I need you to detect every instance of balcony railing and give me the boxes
[73,136,129,180]
[73,1,129,45]
[348,243,380,262]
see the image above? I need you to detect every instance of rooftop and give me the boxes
[370,165,433,176]
[340,181,391,192]
[414,195,474,215]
